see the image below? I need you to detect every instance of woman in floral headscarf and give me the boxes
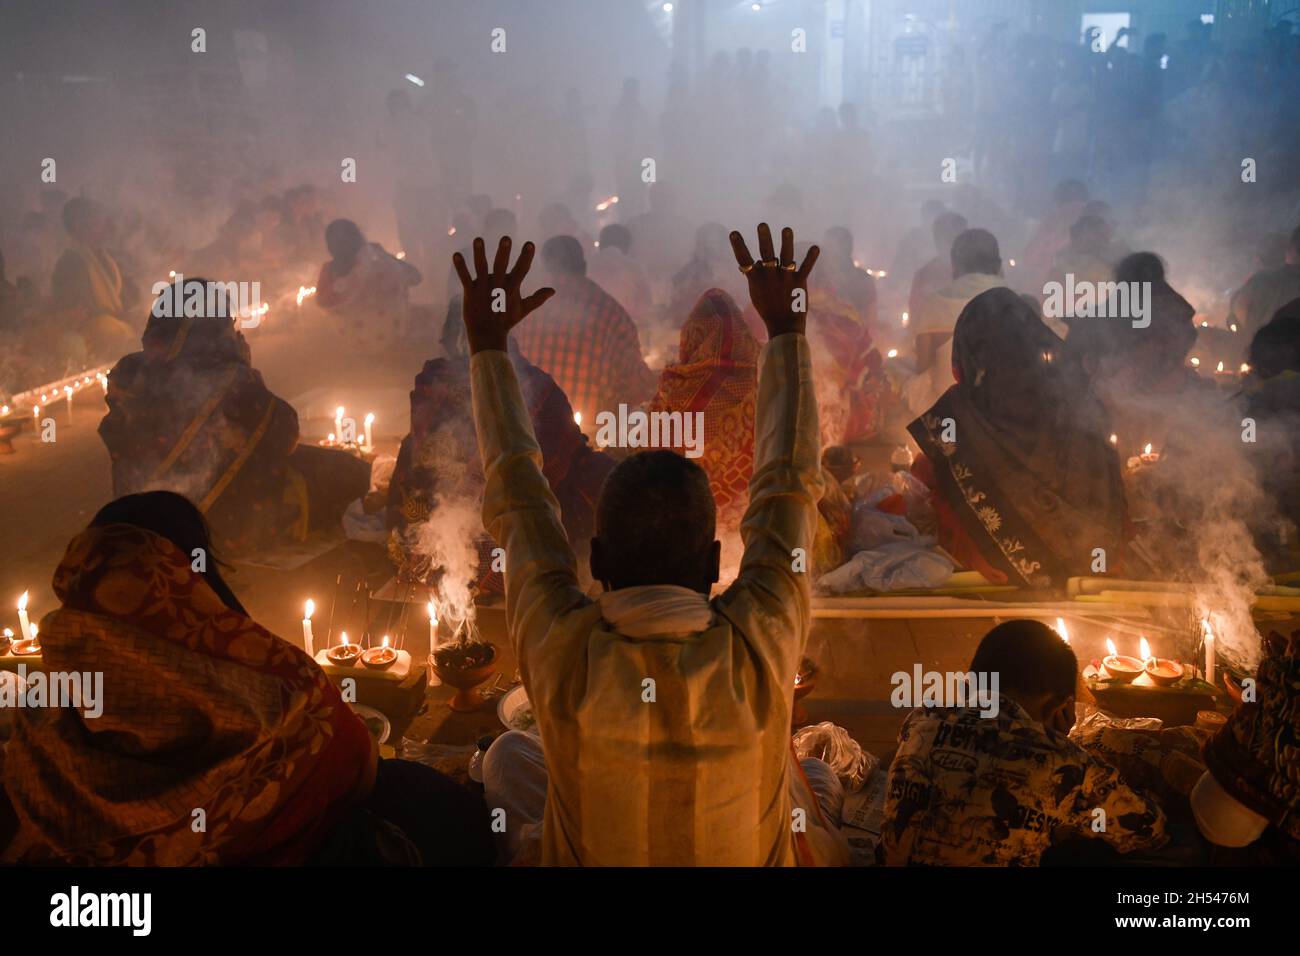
[2,493,493,865]
[908,287,1128,587]
[645,288,759,535]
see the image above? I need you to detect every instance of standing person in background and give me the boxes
[380,89,441,275]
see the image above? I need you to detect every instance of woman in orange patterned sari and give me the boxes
[2,493,492,865]
[645,288,758,534]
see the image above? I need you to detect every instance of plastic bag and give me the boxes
[792,721,878,793]
[818,539,954,594]
[1069,709,1163,739]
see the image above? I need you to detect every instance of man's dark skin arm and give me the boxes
[452,237,554,354]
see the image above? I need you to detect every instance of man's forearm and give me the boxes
[470,350,581,651]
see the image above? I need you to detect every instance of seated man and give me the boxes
[882,620,1168,866]
[49,197,136,361]
[100,280,368,554]
[513,234,657,425]
[461,226,849,865]
[316,218,422,346]
[904,228,1009,416]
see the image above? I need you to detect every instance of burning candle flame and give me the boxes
[382,635,390,649]
[304,599,315,620]
[427,601,437,625]
[887,348,898,358]
[573,411,583,426]
[1240,363,1250,373]
[1139,636,1152,663]
[364,412,375,426]
[1109,433,1118,444]
[1216,361,1225,372]
[18,591,28,612]
[340,631,350,646]
[1190,357,1200,366]
[1055,618,1069,643]
[1105,637,1118,657]
[1143,443,1153,455]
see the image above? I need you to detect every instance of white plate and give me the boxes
[350,704,391,745]
[496,684,538,734]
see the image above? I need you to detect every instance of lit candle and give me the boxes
[901,311,909,326]
[573,411,583,427]
[1055,618,1070,644]
[16,591,32,642]
[887,348,898,359]
[1139,636,1152,665]
[302,599,315,655]
[1202,617,1216,687]
[1109,433,1118,445]
[427,601,438,648]
[334,405,345,440]
[64,385,73,422]
[1140,443,1159,464]
[363,412,375,451]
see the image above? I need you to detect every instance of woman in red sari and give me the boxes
[2,493,493,865]
[645,288,759,535]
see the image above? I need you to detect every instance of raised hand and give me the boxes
[453,236,555,354]
[728,223,819,340]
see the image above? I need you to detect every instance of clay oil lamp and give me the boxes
[1141,636,1183,686]
[1101,638,1143,683]
[361,635,398,670]
[12,622,41,657]
[326,631,362,667]
[0,627,12,656]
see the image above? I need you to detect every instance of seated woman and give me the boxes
[908,287,1127,587]
[645,289,758,536]
[316,218,422,347]
[99,281,368,555]
[1,492,494,865]
[389,318,613,597]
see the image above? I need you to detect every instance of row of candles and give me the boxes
[1,370,109,424]
[302,597,446,669]
[322,405,376,452]
[1,592,41,657]
[1054,615,1214,687]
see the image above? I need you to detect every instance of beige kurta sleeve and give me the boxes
[471,350,589,675]
[715,332,823,685]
